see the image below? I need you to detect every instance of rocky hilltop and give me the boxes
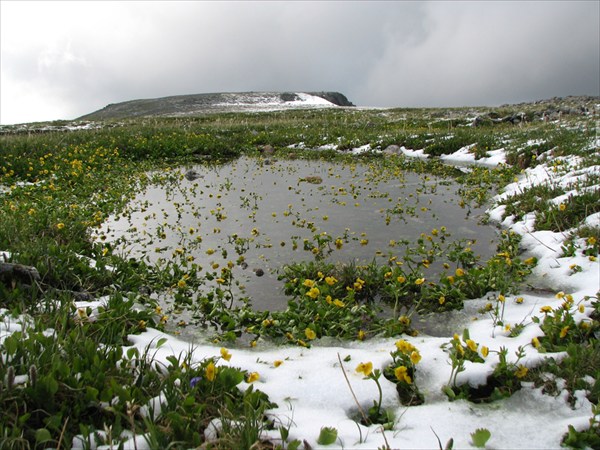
[78,91,354,121]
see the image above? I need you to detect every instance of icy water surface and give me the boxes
[99,156,498,316]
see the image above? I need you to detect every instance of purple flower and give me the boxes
[190,376,202,387]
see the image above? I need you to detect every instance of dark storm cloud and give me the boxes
[1,1,598,124]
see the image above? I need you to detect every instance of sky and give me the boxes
[1,0,599,125]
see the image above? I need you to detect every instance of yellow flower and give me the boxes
[559,203,566,211]
[481,346,489,358]
[398,315,411,326]
[395,339,416,354]
[247,372,260,383]
[206,248,215,255]
[205,362,216,382]
[305,328,317,340]
[220,347,232,361]
[447,275,455,284]
[524,257,536,265]
[578,304,585,313]
[356,361,373,377]
[325,276,338,286]
[333,299,345,307]
[587,236,597,246]
[357,330,366,341]
[216,278,225,284]
[306,287,320,299]
[455,268,465,277]
[540,305,553,314]
[303,279,315,288]
[56,223,65,230]
[273,360,283,367]
[335,238,343,249]
[394,366,412,384]
[531,337,541,348]
[559,326,569,339]
[410,351,421,365]
[515,297,524,304]
[466,339,478,352]
[515,365,528,379]
[438,296,446,305]
[415,278,425,286]
[360,239,368,246]
[177,279,187,289]
[397,276,406,283]
[555,291,565,299]
[498,294,505,303]
[355,278,365,288]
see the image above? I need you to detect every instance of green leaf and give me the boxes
[156,337,167,348]
[3,334,18,355]
[126,347,139,360]
[287,440,302,450]
[317,426,338,445]
[35,428,52,444]
[470,428,491,448]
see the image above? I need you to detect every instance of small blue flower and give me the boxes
[190,376,202,387]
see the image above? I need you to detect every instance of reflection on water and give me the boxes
[98,157,498,318]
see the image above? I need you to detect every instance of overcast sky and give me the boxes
[1,1,598,124]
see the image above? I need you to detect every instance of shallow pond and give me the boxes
[98,156,498,332]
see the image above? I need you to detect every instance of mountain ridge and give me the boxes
[77,91,355,120]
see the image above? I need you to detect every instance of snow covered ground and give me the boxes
[1,142,598,449]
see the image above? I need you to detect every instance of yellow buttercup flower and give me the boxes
[410,351,421,365]
[540,306,553,314]
[303,279,316,288]
[455,268,465,277]
[397,276,406,283]
[325,276,338,286]
[356,361,373,377]
[220,348,232,361]
[415,278,425,286]
[273,360,283,367]
[481,346,489,357]
[395,339,416,354]
[531,337,540,348]
[559,326,569,338]
[515,365,528,379]
[306,287,320,299]
[394,366,412,384]
[205,362,216,382]
[466,339,478,352]
[305,328,317,340]
[247,372,260,383]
